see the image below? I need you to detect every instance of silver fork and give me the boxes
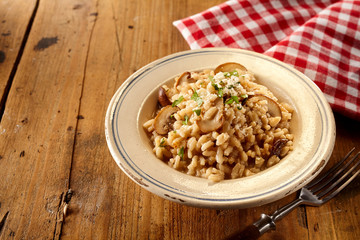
[227,148,360,240]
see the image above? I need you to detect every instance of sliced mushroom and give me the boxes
[154,106,179,135]
[214,62,247,74]
[197,98,224,133]
[248,94,282,119]
[270,139,289,157]
[174,72,196,88]
[158,87,171,107]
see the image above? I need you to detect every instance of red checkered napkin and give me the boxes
[173,0,360,120]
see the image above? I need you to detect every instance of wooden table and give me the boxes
[1,0,359,239]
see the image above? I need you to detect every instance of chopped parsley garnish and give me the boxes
[193,108,201,116]
[217,88,224,98]
[210,77,220,90]
[227,85,235,89]
[225,98,234,104]
[224,70,238,78]
[210,79,224,98]
[172,96,184,107]
[241,94,249,105]
[225,96,239,105]
[191,89,199,99]
[191,89,203,106]
[178,147,184,159]
[232,96,240,103]
[182,115,189,125]
[159,138,166,147]
[231,70,239,77]
[212,82,220,90]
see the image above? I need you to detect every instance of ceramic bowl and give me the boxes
[105,48,336,209]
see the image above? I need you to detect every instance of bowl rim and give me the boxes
[105,48,336,208]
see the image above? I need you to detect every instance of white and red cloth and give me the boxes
[173,0,360,120]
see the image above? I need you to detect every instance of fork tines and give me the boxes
[305,147,360,203]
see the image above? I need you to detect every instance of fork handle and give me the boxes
[226,199,304,239]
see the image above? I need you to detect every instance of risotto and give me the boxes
[143,62,294,182]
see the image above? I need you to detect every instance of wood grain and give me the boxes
[0,0,359,239]
[0,0,37,116]
[0,0,97,238]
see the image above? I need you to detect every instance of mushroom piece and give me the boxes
[154,106,179,135]
[174,72,196,88]
[214,62,247,74]
[270,139,289,157]
[158,87,171,107]
[248,94,282,119]
[197,98,224,133]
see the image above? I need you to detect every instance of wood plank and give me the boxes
[0,0,97,238]
[59,0,159,237]
[56,0,122,238]
[0,0,37,115]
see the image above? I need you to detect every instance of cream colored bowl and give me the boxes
[105,48,336,209]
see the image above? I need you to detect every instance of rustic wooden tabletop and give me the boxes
[0,0,359,239]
